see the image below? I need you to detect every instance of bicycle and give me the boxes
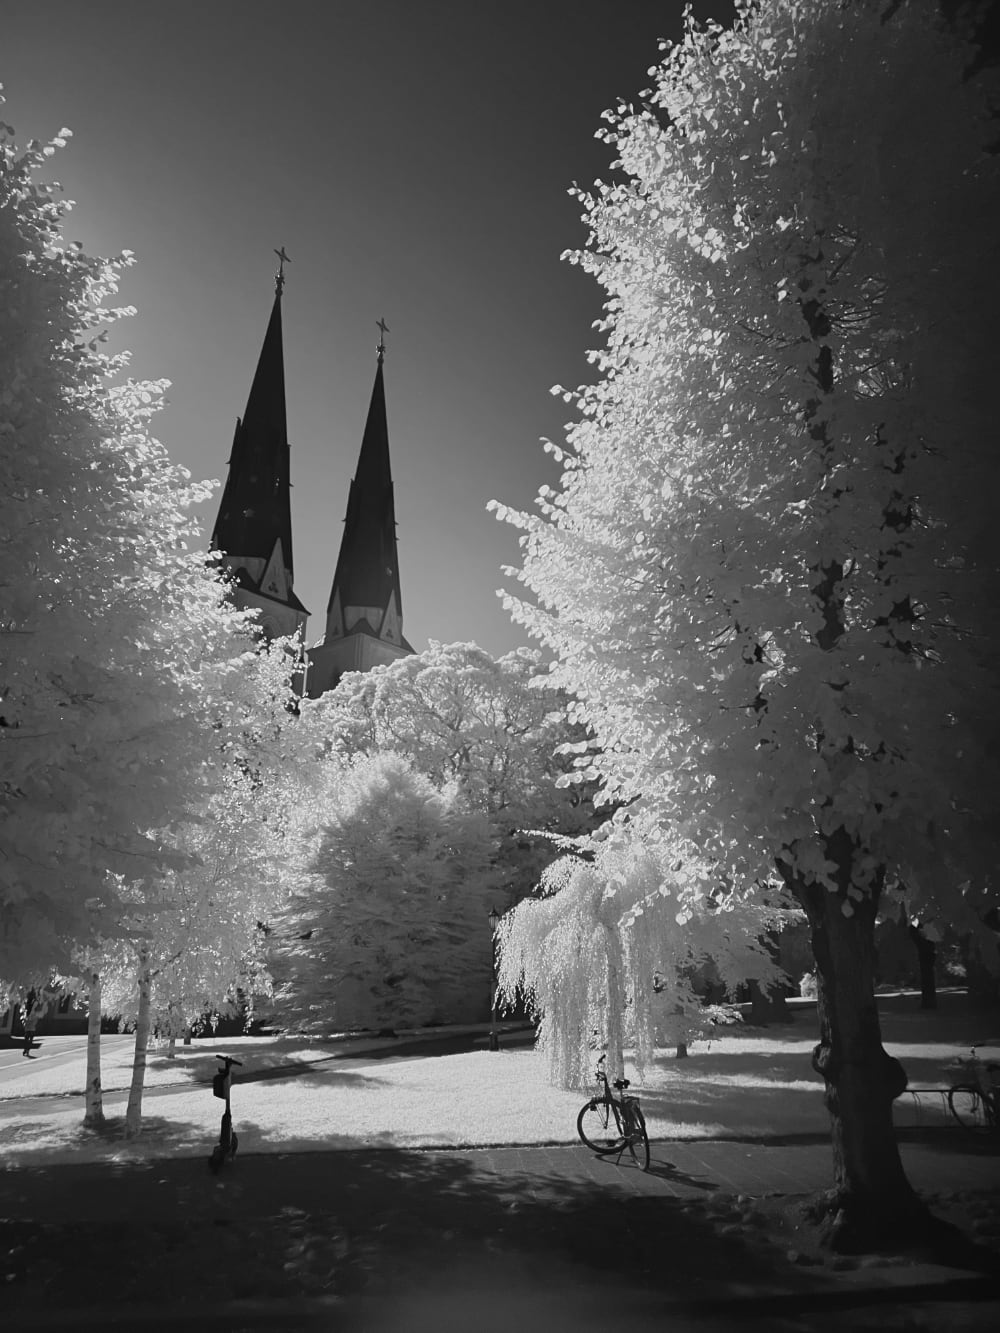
[947,1046,1000,1137]
[577,1054,650,1171]
[209,1053,243,1173]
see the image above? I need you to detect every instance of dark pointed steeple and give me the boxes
[211,251,308,643]
[327,349,401,622]
[307,320,412,696]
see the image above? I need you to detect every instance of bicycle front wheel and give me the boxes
[948,1084,987,1133]
[577,1099,626,1153]
[626,1104,650,1171]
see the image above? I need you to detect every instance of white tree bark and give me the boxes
[83,971,104,1127]
[125,952,153,1137]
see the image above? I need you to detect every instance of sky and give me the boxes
[3,0,732,657]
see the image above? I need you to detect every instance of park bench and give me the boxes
[895,1086,950,1127]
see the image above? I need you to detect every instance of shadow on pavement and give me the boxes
[4,1145,1000,1329]
[0,1144,828,1320]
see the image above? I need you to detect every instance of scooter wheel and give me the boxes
[209,1144,225,1174]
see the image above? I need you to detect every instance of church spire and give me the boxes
[306,320,412,696]
[211,253,308,642]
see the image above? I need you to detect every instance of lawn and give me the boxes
[2,990,996,1165]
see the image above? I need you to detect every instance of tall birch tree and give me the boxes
[493,0,1000,1249]
[94,644,299,1136]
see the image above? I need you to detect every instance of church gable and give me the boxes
[258,537,290,602]
[379,591,401,645]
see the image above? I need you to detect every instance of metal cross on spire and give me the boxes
[274,247,291,296]
[376,316,390,362]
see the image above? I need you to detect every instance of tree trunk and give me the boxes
[125,954,153,1138]
[601,923,626,1079]
[83,972,104,1128]
[784,291,929,1251]
[963,946,1000,1009]
[795,872,925,1250]
[748,978,788,1026]
[166,1001,182,1058]
[909,925,938,1010]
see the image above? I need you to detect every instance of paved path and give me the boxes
[3,1138,999,1331]
[0,1033,134,1086]
[3,1135,997,1215]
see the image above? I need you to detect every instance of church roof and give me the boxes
[327,348,403,619]
[211,279,294,574]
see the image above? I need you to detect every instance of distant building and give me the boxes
[211,260,413,693]
[306,325,413,696]
[210,255,309,644]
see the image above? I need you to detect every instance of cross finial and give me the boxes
[376,316,389,362]
[274,247,291,296]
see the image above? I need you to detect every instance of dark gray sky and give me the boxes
[3,0,731,655]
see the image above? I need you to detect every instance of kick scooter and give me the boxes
[209,1053,243,1173]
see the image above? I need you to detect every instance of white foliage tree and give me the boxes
[300,641,593,908]
[498,816,789,1089]
[270,751,500,1032]
[0,108,281,983]
[84,641,301,1136]
[492,1,1000,1247]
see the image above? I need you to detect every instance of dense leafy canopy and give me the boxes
[493,0,1000,935]
[492,0,1000,1133]
[299,641,594,906]
[0,114,298,996]
[269,751,500,1031]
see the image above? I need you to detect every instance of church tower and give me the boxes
[307,321,413,696]
[211,250,309,642]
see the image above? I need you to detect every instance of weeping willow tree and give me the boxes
[496,818,790,1089]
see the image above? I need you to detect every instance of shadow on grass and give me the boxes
[139,1027,536,1088]
[0,1113,207,1159]
[139,1060,389,1099]
[634,990,1000,1143]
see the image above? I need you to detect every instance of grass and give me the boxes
[1,989,997,1165]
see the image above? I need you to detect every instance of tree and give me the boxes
[497,815,789,1088]
[492,1,1000,1249]
[270,752,500,1032]
[301,641,594,907]
[86,643,300,1136]
[0,114,282,982]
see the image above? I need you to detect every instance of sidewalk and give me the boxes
[3,1138,999,1330]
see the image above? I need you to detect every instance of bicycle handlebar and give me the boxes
[593,1060,630,1091]
[214,1053,244,1067]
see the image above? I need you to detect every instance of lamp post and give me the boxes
[488,906,500,1052]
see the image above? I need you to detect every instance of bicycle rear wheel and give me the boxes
[948,1084,987,1133]
[577,1099,626,1153]
[626,1104,650,1171]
